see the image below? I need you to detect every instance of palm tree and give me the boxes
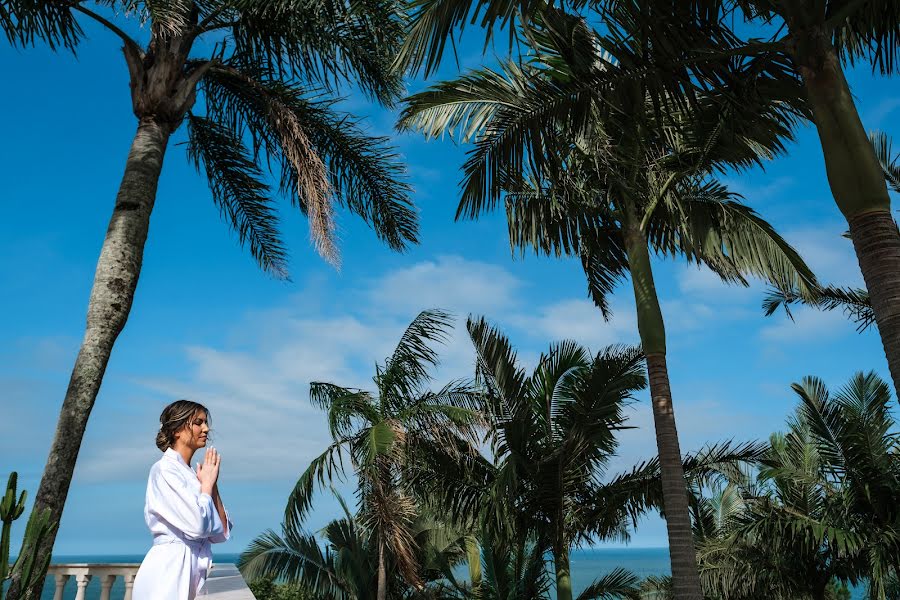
[2,2,417,595]
[285,309,482,600]
[672,0,900,399]
[697,372,900,600]
[465,317,647,600]
[440,527,643,600]
[240,492,468,599]
[396,0,900,403]
[412,316,764,600]
[399,13,816,599]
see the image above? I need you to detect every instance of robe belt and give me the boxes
[152,534,213,588]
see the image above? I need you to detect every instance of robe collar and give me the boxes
[164,447,194,473]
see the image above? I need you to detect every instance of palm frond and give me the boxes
[285,441,347,530]
[575,567,641,600]
[309,382,379,439]
[201,63,338,263]
[762,283,874,332]
[397,0,537,76]
[0,0,81,50]
[466,315,528,411]
[203,63,417,252]
[238,524,347,596]
[379,309,454,403]
[186,114,288,277]
[226,0,406,104]
[830,0,900,75]
[869,130,900,194]
[648,181,819,297]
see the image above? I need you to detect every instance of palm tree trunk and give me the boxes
[624,225,702,600]
[792,31,900,398]
[554,545,573,600]
[377,537,387,600]
[7,118,170,600]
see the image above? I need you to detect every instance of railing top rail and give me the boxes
[48,564,141,568]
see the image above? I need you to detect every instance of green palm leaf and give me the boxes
[869,130,900,194]
[185,114,287,277]
[575,567,641,600]
[648,181,819,297]
[762,284,874,332]
[0,0,81,50]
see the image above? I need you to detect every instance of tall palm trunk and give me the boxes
[377,537,387,600]
[623,225,702,600]
[792,30,900,398]
[8,119,170,600]
[554,545,573,600]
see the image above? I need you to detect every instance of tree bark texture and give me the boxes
[794,32,900,398]
[644,353,701,600]
[849,211,900,400]
[625,226,702,600]
[8,119,171,600]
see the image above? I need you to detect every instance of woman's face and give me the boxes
[175,410,210,450]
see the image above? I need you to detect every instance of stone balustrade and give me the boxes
[47,564,139,600]
[46,563,256,599]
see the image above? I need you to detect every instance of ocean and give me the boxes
[15,549,866,598]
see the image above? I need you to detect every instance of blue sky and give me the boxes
[0,14,898,557]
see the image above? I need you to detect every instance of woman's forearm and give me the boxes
[212,484,228,535]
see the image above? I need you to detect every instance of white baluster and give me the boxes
[99,574,116,600]
[53,574,70,600]
[123,572,136,600]
[74,573,92,600]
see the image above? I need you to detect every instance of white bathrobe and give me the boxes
[132,448,233,599]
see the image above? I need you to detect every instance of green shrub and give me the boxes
[247,577,315,600]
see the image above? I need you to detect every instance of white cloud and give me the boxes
[677,266,758,303]
[524,298,639,350]
[367,255,524,317]
[73,256,526,484]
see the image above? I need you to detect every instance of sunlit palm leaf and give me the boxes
[380,309,454,404]
[238,523,347,596]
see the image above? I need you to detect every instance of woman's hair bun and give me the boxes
[156,399,210,452]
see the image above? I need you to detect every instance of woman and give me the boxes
[133,400,233,599]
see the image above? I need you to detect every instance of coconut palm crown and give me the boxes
[285,309,482,600]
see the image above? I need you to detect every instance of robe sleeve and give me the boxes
[147,463,227,541]
[209,509,233,544]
